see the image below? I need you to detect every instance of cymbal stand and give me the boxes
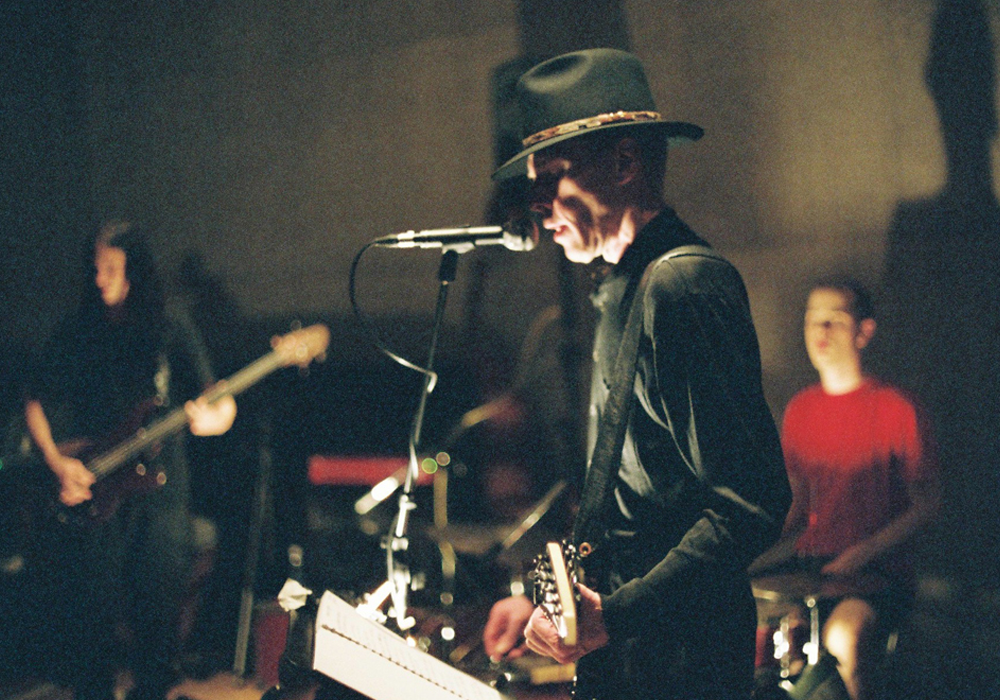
[371,248,460,633]
[804,594,821,667]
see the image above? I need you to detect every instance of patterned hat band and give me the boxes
[521,110,662,147]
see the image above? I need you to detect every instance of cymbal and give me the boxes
[424,522,560,564]
[426,479,569,562]
[425,523,508,556]
[752,569,890,603]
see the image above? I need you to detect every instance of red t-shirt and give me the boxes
[781,378,935,563]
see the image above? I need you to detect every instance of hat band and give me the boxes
[522,110,661,148]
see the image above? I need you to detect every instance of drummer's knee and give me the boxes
[822,598,878,667]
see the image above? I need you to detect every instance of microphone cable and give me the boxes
[349,237,439,391]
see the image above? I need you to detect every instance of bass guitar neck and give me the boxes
[59,323,331,525]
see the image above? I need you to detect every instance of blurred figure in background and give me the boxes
[24,220,236,700]
[754,277,940,700]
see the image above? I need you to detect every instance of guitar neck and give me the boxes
[87,349,286,480]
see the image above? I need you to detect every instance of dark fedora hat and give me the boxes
[493,48,703,180]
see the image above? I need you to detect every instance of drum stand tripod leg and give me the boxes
[805,595,820,667]
[777,614,793,681]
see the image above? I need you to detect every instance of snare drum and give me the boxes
[752,569,889,605]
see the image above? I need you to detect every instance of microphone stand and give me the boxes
[378,248,460,632]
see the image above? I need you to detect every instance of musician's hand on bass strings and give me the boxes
[49,454,95,505]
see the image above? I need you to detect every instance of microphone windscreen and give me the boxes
[504,211,543,251]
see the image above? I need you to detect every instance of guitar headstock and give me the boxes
[272,323,331,368]
[532,540,580,646]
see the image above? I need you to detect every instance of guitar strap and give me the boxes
[572,244,722,550]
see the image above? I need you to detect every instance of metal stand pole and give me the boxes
[379,249,459,632]
[233,415,274,677]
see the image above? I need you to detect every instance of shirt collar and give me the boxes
[612,207,704,279]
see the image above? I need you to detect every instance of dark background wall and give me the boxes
[2,0,999,628]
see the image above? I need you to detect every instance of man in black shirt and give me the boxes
[482,49,791,700]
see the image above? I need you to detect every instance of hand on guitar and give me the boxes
[26,399,97,506]
[49,453,96,506]
[524,582,608,665]
[185,390,237,436]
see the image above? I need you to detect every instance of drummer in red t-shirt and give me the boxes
[755,277,940,700]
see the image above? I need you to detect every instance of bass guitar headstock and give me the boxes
[532,540,581,646]
[272,323,331,368]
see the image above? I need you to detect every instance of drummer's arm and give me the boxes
[747,533,800,576]
[821,477,940,576]
[782,472,810,535]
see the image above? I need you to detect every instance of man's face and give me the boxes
[803,287,869,372]
[95,243,130,308]
[526,141,621,264]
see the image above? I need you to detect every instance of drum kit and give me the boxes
[309,472,895,692]
[335,477,570,673]
[250,470,573,700]
[751,565,889,690]
[266,464,902,700]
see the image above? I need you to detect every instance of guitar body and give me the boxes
[69,450,166,525]
[53,398,168,526]
[51,462,163,526]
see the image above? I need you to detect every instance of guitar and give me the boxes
[532,540,581,646]
[49,323,330,525]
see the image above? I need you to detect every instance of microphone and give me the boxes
[380,215,539,253]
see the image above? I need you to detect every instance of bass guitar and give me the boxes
[49,323,330,525]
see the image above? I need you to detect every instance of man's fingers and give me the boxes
[524,612,565,660]
[487,631,516,658]
[61,485,92,506]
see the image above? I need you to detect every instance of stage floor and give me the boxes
[0,672,266,700]
[2,576,998,700]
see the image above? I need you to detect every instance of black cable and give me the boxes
[348,238,438,392]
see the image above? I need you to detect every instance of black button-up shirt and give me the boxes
[585,209,791,640]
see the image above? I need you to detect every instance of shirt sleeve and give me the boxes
[780,395,805,479]
[25,313,83,404]
[890,388,938,484]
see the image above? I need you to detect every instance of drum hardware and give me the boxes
[763,597,818,685]
[752,568,890,688]
[424,480,566,563]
